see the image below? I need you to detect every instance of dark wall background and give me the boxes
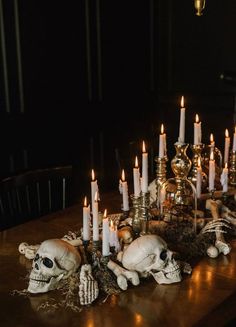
[0,0,236,193]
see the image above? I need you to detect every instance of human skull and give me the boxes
[121,235,181,284]
[28,239,81,294]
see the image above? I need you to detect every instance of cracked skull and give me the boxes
[28,239,81,294]
[121,234,182,284]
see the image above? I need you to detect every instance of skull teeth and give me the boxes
[164,268,181,279]
[30,277,51,284]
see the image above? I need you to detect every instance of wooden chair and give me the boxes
[0,165,73,230]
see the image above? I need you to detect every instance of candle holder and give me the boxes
[202,144,223,190]
[209,188,216,200]
[158,142,197,233]
[155,156,168,200]
[91,240,101,267]
[170,142,193,206]
[92,240,101,251]
[139,191,150,236]
[83,240,90,251]
[100,255,110,266]
[122,210,130,220]
[130,194,141,235]
[188,143,208,191]
[229,151,236,186]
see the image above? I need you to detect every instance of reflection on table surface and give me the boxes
[1,192,236,327]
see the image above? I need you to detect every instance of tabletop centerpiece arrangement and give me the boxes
[14,96,236,313]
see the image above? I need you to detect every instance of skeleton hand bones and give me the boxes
[79,264,99,305]
[19,231,83,260]
[205,199,231,257]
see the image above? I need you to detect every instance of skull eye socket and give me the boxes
[160,250,167,261]
[42,257,53,268]
[34,253,39,261]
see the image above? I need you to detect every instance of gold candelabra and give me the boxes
[188,143,207,191]
[171,143,192,206]
[229,151,236,186]
[130,194,141,235]
[139,191,150,236]
[155,156,167,197]
[194,0,205,16]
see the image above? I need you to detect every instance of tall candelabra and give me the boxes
[170,142,193,206]
[229,150,236,186]
[139,191,150,236]
[155,156,167,194]
[188,143,207,191]
[130,194,141,235]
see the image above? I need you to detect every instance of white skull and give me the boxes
[121,235,182,284]
[28,239,81,293]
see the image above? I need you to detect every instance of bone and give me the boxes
[206,245,219,258]
[207,199,231,255]
[221,205,236,225]
[18,242,40,260]
[107,259,140,291]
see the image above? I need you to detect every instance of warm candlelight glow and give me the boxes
[91,169,95,181]
[225,162,228,169]
[110,220,114,230]
[121,169,125,182]
[181,95,184,108]
[197,157,201,167]
[94,191,98,202]
[161,123,164,134]
[84,196,87,207]
[142,140,146,153]
[210,133,214,143]
[210,151,214,161]
[195,114,199,123]
[103,209,107,218]
[225,129,229,138]
[135,156,139,168]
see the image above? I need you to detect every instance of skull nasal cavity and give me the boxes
[35,263,39,270]
[160,250,167,261]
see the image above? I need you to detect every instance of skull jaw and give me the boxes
[28,274,64,294]
[150,269,182,284]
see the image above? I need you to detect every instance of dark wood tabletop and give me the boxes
[0,191,236,327]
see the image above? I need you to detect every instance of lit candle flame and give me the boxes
[142,140,146,153]
[135,156,139,168]
[91,169,95,181]
[195,114,199,123]
[210,133,214,143]
[225,129,229,138]
[161,124,164,134]
[84,196,87,207]
[225,163,228,169]
[94,191,98,202]
[181,95,184,108]
[103,209,107,218]
[121,169,125,182]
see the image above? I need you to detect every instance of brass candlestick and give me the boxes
[194,0,205,16]
[139,191,150,236]
[130,194,141,235]
[155,156,167,200]
[188,143,207,190]
[229,151,236,186]
[171,143,192,206]
[91,240,101,267]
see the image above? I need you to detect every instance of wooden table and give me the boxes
[1,191,236,327]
